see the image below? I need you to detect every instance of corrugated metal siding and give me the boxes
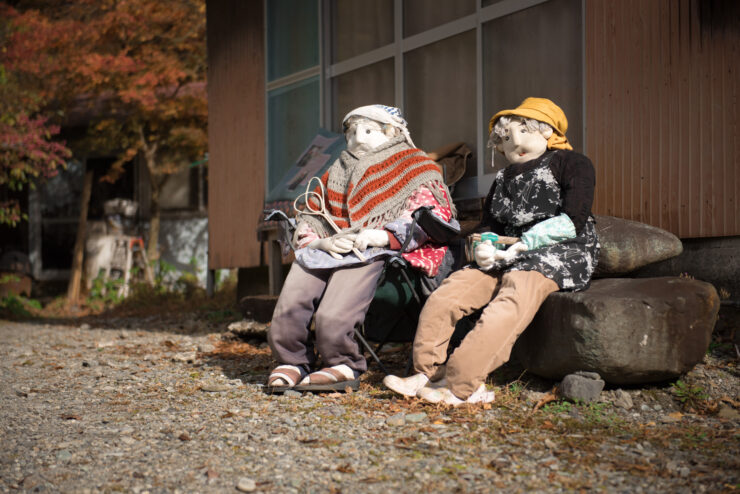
[206,0,265,268]
[585,0,739,238]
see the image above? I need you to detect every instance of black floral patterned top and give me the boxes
[479,150,600,291]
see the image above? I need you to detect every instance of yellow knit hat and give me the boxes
[488,97,573,151]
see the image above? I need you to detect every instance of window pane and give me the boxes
[404,30,477,177]
[331,0,394,62]
[483,0,583,175]
[267,77,320,191]
[331,59,395,132]
[267,0,319,81]
[403,0,475,37]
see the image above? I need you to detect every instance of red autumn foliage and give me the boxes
[1,0,207,257]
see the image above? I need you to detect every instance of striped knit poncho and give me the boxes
[299,136,455,238]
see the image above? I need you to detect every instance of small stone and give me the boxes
[197,344,215,353]
[236,477,256,492]
[640,404,651,412]
[612,389,633,410]
[386,413,405,426]
[121,436,136,445]
[56,450,72,461]
[544,439,557,449]
[200,384,230,392]
[172,351,197,363]
[228,320,255,332]
[574,371,602,380]
[559,373,605,402]
[718,405,740,420]
[653,404,663,411]
[283,390,301,398]
[331,472,343,482]
[678,467,690,478]
[405,413,427,424]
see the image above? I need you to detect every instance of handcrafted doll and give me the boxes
[384,97,599,406]
[266,105,456,392]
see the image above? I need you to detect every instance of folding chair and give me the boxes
[354,206,463,376]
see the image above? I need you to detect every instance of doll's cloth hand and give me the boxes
[353,229,389,251]
[474,240,497,271]
[520,213,576,250]
[309,233,358,259]
[493,241,529,262]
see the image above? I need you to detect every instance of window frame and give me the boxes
[265,0,585,200]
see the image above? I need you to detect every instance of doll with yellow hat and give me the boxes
[384,97,599,406]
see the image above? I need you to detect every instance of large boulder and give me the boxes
[513,277,720,385]
[594,215,683,276]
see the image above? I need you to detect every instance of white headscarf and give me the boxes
[342,104,415,147]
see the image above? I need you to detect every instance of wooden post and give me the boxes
[66,170,94,306]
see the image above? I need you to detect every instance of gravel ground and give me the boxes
[1,317,738,493]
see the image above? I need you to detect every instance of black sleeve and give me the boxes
[475,179,507,234]
[549,151,596,235]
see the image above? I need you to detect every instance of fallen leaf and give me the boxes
[533,387,559,412]
[178,432,191,441]
[394,436,417,446]
[541,420,555,430]
[206,469,218,479]
[220,411,234,419]
[344,386,354,394]
[336,463,354,473]
[482,403,492,410]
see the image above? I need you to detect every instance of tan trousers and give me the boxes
[413,268,558,399]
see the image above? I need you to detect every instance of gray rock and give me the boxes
[386,413,405,426]
[514,277,719,384]
[594,215,683,276]
[172,351,197,363]
[559,373,604,402]
[574,371,601,380]
[236,477,256,492]
[405,412,427,423]
[283,390,301,398]
[612,389,633,410]
[200,383,230,392]
[718,405,740,420]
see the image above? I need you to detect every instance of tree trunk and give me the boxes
[67,169,94,305]
[148,187,161,262]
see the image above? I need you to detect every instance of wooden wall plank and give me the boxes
[206,0,266,269]
[585,0,739,238]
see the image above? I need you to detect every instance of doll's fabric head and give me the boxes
[489,115,553,164]
[342,105,414,156]
[488,97,573,164]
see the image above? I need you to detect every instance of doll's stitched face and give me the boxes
[500,119,549,164]
[344,117,390,156]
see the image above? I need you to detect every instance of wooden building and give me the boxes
[206,0,740,273]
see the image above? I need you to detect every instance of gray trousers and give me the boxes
[267,260,385,373]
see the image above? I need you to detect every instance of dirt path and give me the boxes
[1,319,738,493]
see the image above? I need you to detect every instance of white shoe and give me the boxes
[383,373,430,397]
[417,383,495,407]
